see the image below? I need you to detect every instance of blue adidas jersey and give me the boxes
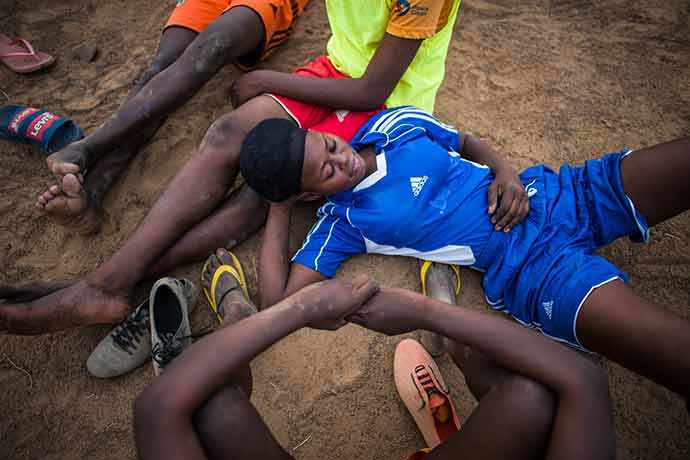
[292,106,499,277]
[291,106,648,348]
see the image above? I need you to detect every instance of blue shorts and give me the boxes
[480,150,649,350]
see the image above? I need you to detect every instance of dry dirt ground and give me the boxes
[1,1,689,459]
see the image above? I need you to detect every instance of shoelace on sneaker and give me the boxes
[151,328,213,369]
[151,332,185,369]
[411,364,449,410]
[111,299,149,355]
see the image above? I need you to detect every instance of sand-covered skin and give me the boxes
[1,1,689,458]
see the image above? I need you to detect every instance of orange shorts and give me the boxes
[268,55,383,142]
[166,0,308,67]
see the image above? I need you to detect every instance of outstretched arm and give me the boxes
[258,202,326,308]
[460,134,529,232]
[348,288,615,460]
[259,201,366,308]
[134,277,378,460]
[231,34,422,111]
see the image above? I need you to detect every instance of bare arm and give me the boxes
[134,277,378,460]
[460,134,530,232]
[348,288,615,460]
[258,203,326,308]
[134,301,304,460]
[231,34,422,111]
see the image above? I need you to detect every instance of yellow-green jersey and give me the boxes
[325,0,461,113]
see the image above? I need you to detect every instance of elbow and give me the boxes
[561,358,612,410]
[354,79,392,111]
[572,358,609,394]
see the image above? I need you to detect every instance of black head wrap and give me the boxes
[240,118,307,202]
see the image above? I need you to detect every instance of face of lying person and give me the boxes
[300,130,375,197]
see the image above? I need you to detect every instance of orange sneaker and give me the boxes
[394,338,461,449]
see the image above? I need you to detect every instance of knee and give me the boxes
[500,376,556,429]
[194,384,249,442]
[239,185,269,212]
[200,113,244,159]
[192,31,234,77]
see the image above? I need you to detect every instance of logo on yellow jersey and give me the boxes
[394,0,411,16]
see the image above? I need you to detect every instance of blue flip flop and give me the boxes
[0,104,84,154]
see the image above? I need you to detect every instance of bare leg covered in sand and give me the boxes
[37,7,265,234]
[3,95,289,334]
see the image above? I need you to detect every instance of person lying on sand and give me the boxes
[36,0,310,235]
[235,107,690,409]
[39,0,462,236]
[133,270,614,460]
[1,0,464,375]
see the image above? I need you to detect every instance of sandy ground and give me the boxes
[1,0,689,458]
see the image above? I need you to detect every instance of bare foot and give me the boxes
[0,280,129,335]
[201,248,256,325]
[0,280,75,303]
[46,141,89,177]
[36,173,102,235]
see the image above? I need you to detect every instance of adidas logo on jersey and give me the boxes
[335,109,349,122]
[542,300,554,320]
[410,176,428,197]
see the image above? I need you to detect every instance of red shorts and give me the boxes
[267,55,382,142]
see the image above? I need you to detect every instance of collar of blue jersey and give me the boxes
[328,106,431,203]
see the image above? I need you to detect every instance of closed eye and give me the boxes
[323,163,334,179]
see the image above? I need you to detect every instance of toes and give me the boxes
[51,162,81,176]
[202,249,236,292]
[49,185,60,195]
[209,254,220,273]
[201,255,217,289]
[37,189,56,208]
[215,248,233,265]
[62,174,84,198]
[44,195,67,213]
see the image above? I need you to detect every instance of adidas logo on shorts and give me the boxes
[542,300,554,320]
[410,176,428,197]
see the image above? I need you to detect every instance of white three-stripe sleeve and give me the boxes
[375,108,463,153]
[291,214,366,278]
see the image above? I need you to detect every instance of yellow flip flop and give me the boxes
[201,250,250,324]
[419,261,461,298]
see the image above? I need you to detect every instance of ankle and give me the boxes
[77,140,99,169]
[220,291,255,324]
[86,270,131,296]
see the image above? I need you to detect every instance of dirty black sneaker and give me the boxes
[150,277,198,375]
[86,300,151,378]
